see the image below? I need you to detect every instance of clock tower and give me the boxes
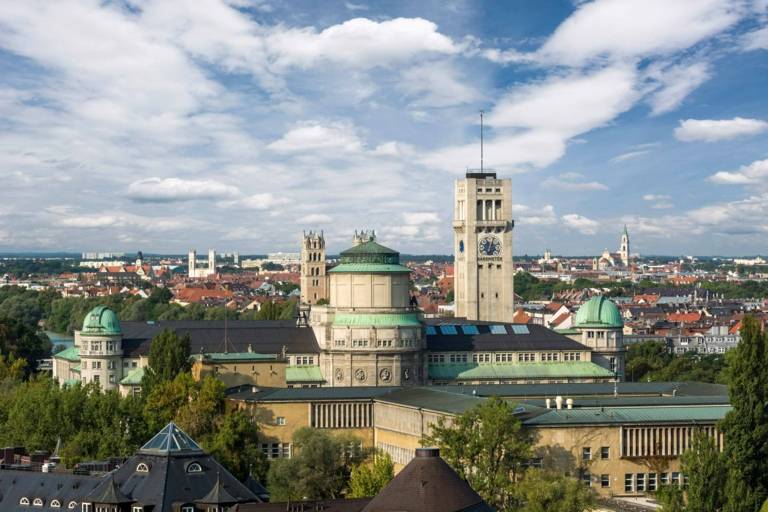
[453,170,515,322]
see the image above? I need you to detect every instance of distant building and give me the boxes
[595,225,633,270]
[188,249,215,278]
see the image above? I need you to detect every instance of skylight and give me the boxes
[439,325,458,335]
[511,325,530,335]
[460,325,479,335]
[425,326,437,335]
[490,325,507,334]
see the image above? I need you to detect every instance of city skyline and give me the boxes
[1,1,768,255]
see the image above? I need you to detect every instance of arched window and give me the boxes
[186,462,203,473]
[136,462,150,473]
[68,502,77,510]
[51,500,62,508]
[33,498,44,506]
[20,497,30,505]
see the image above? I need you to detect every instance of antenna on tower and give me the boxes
[480,110,484,172]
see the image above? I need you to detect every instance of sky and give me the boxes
[1,0,768,256]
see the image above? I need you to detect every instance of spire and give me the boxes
[623,224,629,237]
[196,471,239,505]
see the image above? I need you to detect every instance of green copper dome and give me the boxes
[573,296,623,329]
[81,306,121,335]
[339,240,400,264]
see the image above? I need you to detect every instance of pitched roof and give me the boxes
[428,361,615,381]
[424,321,586,352]
[197,473,239,504]
[361,448,493,512]
[85,474,132,504]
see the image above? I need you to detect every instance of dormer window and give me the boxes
[20,497,30,505]
[51,500,62,508]
[33,498,44,506]
[68,502,78,510]
[136,462,150,473]
[186,462,203,473]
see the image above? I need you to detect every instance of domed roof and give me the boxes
[573,296,623,329]
[81,306,121,335]
[340,240,400,264]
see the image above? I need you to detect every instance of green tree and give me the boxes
[348,451,394,498]
[422,397,532,511]
[681,430,726,512]
[143,329,191,391]
[625,340,671,382]
[207,409,268,482]
[267,427,365,501]
[513,469,595,512]
[721,316,768,512]
[657,484,686,512]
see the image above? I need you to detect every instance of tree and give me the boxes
[681,430,726,512]
[267,427,365,501]
[207,409,268,482]
[513,469,595,512]
[657,484,686,512]
[348,451,394,498]
[721,316,768,512]
[625,341,671,382]
[143,329,191,390]
[422,397,532,511]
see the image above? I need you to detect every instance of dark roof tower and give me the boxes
[361,447,495,512]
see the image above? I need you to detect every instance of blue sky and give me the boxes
[1,0,767,255]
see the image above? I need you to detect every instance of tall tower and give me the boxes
[300,231,328,304]
[619,225,630,267]
[188,250,197,278]
[453,171,515,322]
[207,249,216,275]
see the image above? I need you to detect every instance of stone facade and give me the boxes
[453,172,515,323]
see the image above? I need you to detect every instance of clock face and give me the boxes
[479,235,502,256]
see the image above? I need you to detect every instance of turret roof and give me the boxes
[82,306,121,336]
[573,296,623,329]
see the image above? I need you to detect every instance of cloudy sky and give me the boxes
[1,0,767,256]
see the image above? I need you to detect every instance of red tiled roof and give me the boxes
[667,312,702,324]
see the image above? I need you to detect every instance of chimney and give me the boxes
[545,398,552,409]
[555,396,563,410]
[566,398,574,410]
[415,447,440,458]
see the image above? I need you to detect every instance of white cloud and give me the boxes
[267,121,364,153]
[398,61,480,108]
[611,150,649,163]
[742,26,768,50]
[345,2,368,11]
[642,194,674,209]
[403,212,441,225]
[515,204,558,226]
[127,178,239,202]
[643,194,671,201]
[708,158,768,185]
[562,213,599,234]
[487,66,639,137]
[239,193,290,210]
[297,213,333,224]
[537,0,744,66]
[646,61,710,115]
[57,211,186,231]
[266,17,458,70]
[542,172,608,191]
[675,117,768,141]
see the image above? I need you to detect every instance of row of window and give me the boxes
[261,443,292,459]
[624,472,684,492]
[85,342,118,352]
[582,446,611,461]
[291,356,315,365]
[340,339,417,348]
[426,352,583,363]
[18,497,75,508]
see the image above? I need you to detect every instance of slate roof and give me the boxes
[0,470,102,512]
[423,321,587,352]
[362,448,494,512]
[120,320,320,357]
[225,385,401,402]
[235,498,371,511]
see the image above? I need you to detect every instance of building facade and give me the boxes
[188,248,216,278]
[453,171,515,323]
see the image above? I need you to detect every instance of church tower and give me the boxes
[301,231,328,305]
[453,170,515,322]
[619,225,630,267]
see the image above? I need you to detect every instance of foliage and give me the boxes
[207,409,268,482]
[657,484,686,512]
[348,451,394,498]
[267,427,366,501]
[143,329,191,392]
[0,354,26,381]
[720,316,768,512]
[681,430,725,512]
[513,469,595,512]
[422,397,532,511]
[625,341,727,384]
